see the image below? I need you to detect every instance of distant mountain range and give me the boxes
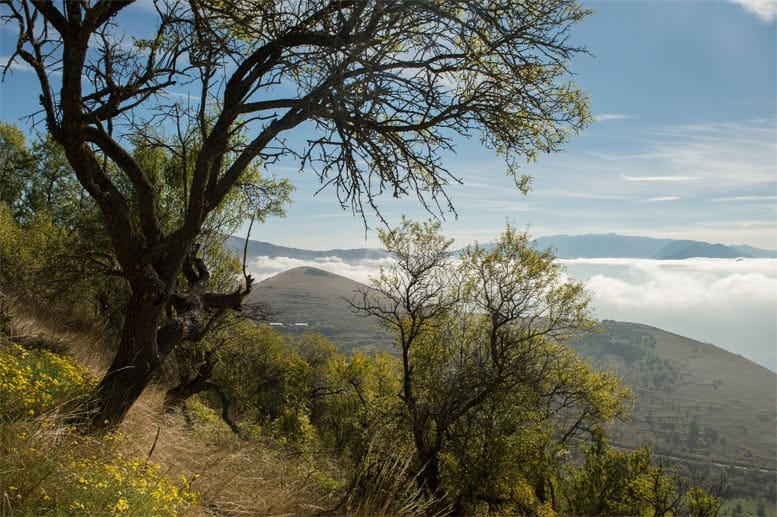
[248,266,777,499]
[532,233,777,259]
[226,233,777,261]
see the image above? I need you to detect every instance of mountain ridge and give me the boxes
[227,233,777,261]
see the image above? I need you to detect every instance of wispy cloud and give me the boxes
[709,195,777,203]
[622,175,698,182]
[635,196,682,203]
[594,113,633,122]
[726,0,777,23]
[0,56,36,74]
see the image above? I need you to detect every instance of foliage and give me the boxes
[0,122,32,216]
[355,218,629,511]
[687,486,722,517]
[0,342,96,419]
[2,0,592,427]
[1,419,198,517]
[564,429,682,516]
[0,343,198,516]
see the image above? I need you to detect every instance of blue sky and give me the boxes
[1,0,775,250]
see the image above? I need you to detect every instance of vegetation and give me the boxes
[0,193,736,514]
[0,0,765,513]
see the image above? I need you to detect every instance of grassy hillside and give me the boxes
[0,302,338,516]
[572,322,776,472]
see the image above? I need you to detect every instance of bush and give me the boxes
[0,342,96,419]
[0,343,198,516]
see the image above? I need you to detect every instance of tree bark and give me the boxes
[87,292,167,428]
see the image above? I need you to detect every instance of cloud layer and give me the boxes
[560,258,777,371]
[250,255,777,372]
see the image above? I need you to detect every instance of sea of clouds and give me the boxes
[248,256,777,372]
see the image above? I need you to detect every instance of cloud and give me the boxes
[247,255,394,285]
[0,56,36,73]
[248,252,777,371]
[727,0,777,23]
[594,113,633,122]
[560,258,777,371]
[709,195,777,203]
[634,196,681,203]
[622,175,698,182]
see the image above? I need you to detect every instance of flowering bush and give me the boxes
[0,343,96,419]
[0,344,199,516]
[59,455,198,516]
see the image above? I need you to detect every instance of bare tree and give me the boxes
[1,0,591,428]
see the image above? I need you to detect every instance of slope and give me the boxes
[246,266,392,351]
[572,321,776,470]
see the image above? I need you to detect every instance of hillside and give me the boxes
[246,266,392,351]
[254,266,777,496]
[573,322,776,470]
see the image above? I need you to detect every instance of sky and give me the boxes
[282,0,776,250]
[1,0,775,250]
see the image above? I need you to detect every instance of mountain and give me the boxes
[731,244,777,258]
[532,233,773,259]
[246,266,391,351]
[229,234,777,262]
[651,240,753,259]
[533,233,675,258]
[224,236,389,261]
[251,266,777,497]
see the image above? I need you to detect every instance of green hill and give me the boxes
[253,266,777,498]
[573,322,776,467]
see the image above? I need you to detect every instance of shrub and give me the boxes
[0,342,96,419]
[0,344,199,516]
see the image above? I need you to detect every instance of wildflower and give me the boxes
[111,497,130,513]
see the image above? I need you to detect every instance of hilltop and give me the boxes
[246,266,391,351]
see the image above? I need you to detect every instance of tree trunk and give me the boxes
[86,292,168,429]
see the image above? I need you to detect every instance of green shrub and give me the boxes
[0,344,199,516]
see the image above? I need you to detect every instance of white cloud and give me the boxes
[622,175,698,182]
[247,255,394,285]
[594,113,634,122]
[709,195,777,203]
[0,56,36,73]
[249,252,777,371]
[727,0,777,23]
[634,196,681,203]
[560,258,777,371]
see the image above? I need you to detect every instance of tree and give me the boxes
[354,219,627,511]
[1,0,591,428]
[0,122,33,215]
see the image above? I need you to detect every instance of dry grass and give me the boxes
[2,295,111,376]
[118,389,337,516]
